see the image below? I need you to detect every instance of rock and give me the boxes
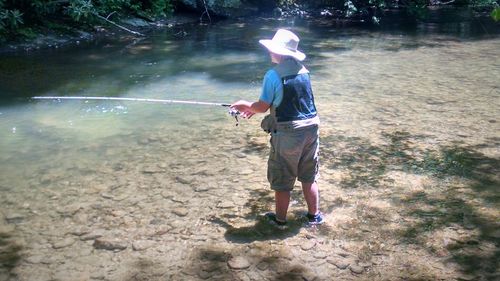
[142,165,163,173]
[172,208,189,217]
[314,252,328,259]
[300,240,316,251]
[132,240,156,251]
[197,270,212,280]
[150,218,164,225]
[238,169,253,175]
[327,258,350,269]
[5,213,25,223]
[25,255,45,264]
[256,261,269,271]
[217,202,235,209]
[301,271,318,281]
[52,237,76,249]
[194,186,210,192]
[80,229,105,241]
[57,204,82,216]
[93,237,127,251]
[101,193,114,199]
[176,176,193,185]
[171,197,188,203]
[227,256,251,270]
[121,18,150,27]
[235,153,247,158]
[349,264,364,274]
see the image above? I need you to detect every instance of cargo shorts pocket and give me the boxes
[267,158,283,187]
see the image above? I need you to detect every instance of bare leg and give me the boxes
[275,191,290,222]
[302,181,319,215]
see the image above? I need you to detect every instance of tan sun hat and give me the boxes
[259,29,306,61]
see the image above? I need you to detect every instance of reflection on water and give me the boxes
[0,18,499,280]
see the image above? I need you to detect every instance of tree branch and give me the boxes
[94,13,145,37]
[200,0,212,23]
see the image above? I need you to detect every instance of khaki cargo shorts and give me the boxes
[267,125,319,191]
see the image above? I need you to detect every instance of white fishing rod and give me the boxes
[32,96,240,125]
[32,96,232,107]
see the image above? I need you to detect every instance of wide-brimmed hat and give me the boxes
[259,29,306,61]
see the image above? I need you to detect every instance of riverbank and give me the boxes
[0,12,200,54]
[1,6,497,55]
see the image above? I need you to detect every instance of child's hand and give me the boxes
[231,100,254,119]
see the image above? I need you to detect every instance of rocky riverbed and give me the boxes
[1,118,498,280]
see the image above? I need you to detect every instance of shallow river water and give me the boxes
[0,18,499,281]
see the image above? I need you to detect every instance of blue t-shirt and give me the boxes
[259,69,283,108]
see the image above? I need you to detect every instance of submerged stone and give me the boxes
[300,240,316,251]
[349,264,364,274]
[327,258,350,269]
[172,208,189,217]
[52,237,75,249]
[227,256,251,269]
[93,237,127,251]
[132,240,156,251]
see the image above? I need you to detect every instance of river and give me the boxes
[0,17,499,281]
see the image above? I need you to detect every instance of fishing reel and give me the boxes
[227,107,240,126]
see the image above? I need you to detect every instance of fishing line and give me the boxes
[32,96,240,125]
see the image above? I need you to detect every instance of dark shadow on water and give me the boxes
[320,130,500,279]
[208,215,301,244]
[0,230,22,278]
[183,240,313,280]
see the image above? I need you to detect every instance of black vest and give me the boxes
[275,73,317,122]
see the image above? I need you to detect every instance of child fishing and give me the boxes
[231,29,324,228]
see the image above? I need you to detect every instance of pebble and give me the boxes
[57,204,82,216]
[349,264,364,274]
[235,153,247,158]
[142,166,163,173]
[256,261,269,271]
[300,240,316,251]
[327,258,350,269]
[314,252,328,259]
[5,213,25,223]
[101,193,114,199]
[132,240,156,251]
[227,256,251,270]
[172,208,189,217]
[238,169,253,175]
[171,197,188,203]
[25,255,45,264]
[150,218,165,225]
[93,237,127,251]
[217,202,235,209]
[80,230,105,241]
[52,237,75,249]
[197,270,212,280]
[195,186,210,192]
[176,176,193,185]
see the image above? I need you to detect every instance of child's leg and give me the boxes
[301,181,319,215]
[275,191,290,221]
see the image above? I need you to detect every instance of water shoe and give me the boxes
[306,212,325,225]
[264,212,288,230]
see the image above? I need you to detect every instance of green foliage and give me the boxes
[67,0,95,22]
[404,0,429,19]
[0,0,173,40]
[491,7,500,21]
[344,0,358,17]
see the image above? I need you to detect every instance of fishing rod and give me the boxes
[32,96,240,125]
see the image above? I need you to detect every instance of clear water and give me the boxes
[0,18,499,280]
